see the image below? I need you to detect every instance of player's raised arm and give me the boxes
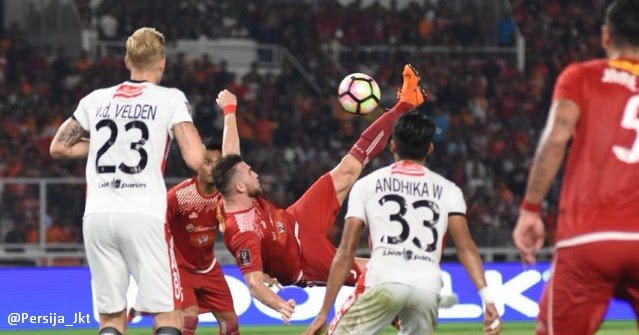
[513,98,580,264]
[50,117,89,159]
[448,214,501,335]
[216,89,240,156]
[243,271,296,324]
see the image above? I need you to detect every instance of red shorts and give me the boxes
[179,262,235,313]
[286,173,361,286]
[537,240,639,335]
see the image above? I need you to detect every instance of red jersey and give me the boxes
[218,197,303,286]
[167,177,220,271]
[553,57,639,246]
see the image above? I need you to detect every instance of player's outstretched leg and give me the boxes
[331,64,427,203]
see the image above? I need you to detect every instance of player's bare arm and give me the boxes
[524,99,580,203]
[50,117,89,159]
[448,215,501,335]
[243,271,295,324]
[303,217,364,335]
[174,121,205,171]
[513,99,580,264]
[216,89,241,156]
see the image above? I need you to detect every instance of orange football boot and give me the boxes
[397,64,427,108]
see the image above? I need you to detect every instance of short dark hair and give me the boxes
[211,154,243,197]
[203,138,222,152]
[606,0,639,48]
[392,110,436,161]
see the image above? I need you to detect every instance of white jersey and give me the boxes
[346,160,466,293]
[73,80,193,222]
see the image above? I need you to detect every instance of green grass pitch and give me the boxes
[1,321,635,335]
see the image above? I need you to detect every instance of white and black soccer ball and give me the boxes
[337,73,381,115]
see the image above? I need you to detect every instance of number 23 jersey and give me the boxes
[346,160,466,292]
[73,80,193,221]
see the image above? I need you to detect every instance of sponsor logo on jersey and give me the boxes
[189,212,198,219]
[238,249,251,266]
[98,179,147,190]
[186,224,195,232]
[197,235,209,245]
[113,84,147,99]
[382,248,434,262]
[111,179,122,189]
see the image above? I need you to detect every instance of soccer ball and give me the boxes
[337,73,381,115]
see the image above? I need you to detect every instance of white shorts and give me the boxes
[330,282,439,335]
[83,213,182,313]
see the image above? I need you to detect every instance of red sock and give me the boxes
[349,101,413,165]
[183,316,198,335]
[218,317,240,335]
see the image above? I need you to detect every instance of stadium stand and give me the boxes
[0,0,605,265]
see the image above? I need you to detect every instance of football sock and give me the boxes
[183,316,198,335]
[155,326,182,335]
[218,317,240,335]
[349,101,414,165]
[99,327,123,335]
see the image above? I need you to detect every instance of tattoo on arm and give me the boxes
[177,122,191,149]
[555,116,572,130]
[57,121,86,148]
[525,104,577,202]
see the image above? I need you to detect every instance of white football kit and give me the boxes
[331,160,466,335]
[74,80,191,313]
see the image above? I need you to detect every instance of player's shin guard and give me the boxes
[182,316,198,335]
[349,101,414,165]
[99,327,123,335]
[155,326,182,335]
[218,317,240,335]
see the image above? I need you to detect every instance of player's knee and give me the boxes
[155,326,182,335]
[182,307,199,319]
[99,327,123,335]
[218,315,239,335]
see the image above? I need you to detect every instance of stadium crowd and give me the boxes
[0,0,606,249]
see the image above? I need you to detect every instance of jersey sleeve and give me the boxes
[166,188,178,224]
[552,62,585,108]
[345,179,368,224]
[72,94,92,131]
[227,229,263,275]
[168,89,194,139]
[447,185,467,216]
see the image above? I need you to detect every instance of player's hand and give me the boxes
[512,209,545,265]
[483,303,501,335]
[278,299,296,324]
[263,273,283,290]
[216,89,237,114]
[301,313,327,335]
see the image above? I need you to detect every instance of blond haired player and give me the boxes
[50,27,204,335]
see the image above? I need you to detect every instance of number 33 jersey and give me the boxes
[73,80,193,221]
[346,160,466,292]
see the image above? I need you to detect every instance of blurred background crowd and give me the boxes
[0,0,607,250]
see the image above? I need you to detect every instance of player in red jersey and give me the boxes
[167,139,239,335]
[513,1,639,334]
[211,65,427,323]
